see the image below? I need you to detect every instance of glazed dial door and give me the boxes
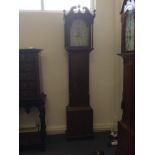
[125,10,135,51]
[70,19,89,47]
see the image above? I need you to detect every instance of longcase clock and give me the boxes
[116,0,135,155]
[64,6,95,139]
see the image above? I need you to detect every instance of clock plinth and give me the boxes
[66,106,93,139]
[64,6,95,139]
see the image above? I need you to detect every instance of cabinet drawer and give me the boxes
[20,90,39,98]
[20,53,37,62]
[20,63,36,72]
[20,72,36,80]
[20,81,38,90]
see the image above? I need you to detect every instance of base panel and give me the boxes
[66,106,94,139]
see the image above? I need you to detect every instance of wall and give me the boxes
[19,0,123,134]
[113,0,124,130]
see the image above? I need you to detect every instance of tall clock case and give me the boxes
[64,6,95,139]
[116,1,135,155]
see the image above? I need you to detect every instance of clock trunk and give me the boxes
[66,51,93,138]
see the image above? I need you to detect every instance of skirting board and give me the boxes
[46,123,114,135]
[19,123,114,135]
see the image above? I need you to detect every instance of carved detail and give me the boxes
[64,5,95,17]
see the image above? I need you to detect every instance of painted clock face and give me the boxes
[125,10,135,51]
[70,19,89,47]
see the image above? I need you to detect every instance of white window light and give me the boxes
[19,0,96,11]
[19,0,41,10]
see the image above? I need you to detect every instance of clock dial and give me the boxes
[125,10,135,51]
[70,19,89,47]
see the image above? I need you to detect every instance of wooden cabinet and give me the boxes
[19,48,46,151]
[19,49,41,99]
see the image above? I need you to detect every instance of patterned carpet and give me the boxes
[20,131,116,155]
